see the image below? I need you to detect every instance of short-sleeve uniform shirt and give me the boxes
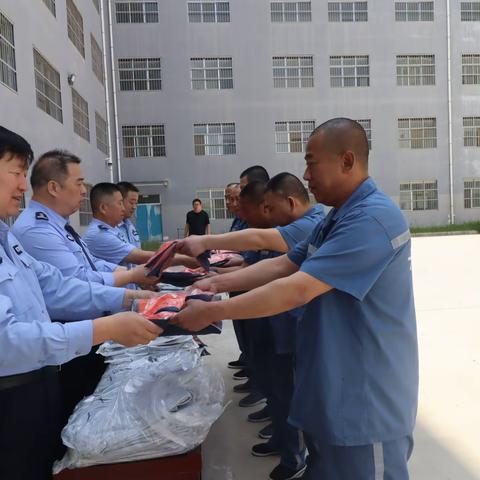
[287,178,418,446]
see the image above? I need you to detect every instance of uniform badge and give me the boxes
[98,225,109,231]
[12,245,23,255]
[66,234,75,242]
[35,212,49,221]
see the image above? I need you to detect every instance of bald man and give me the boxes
[173,118,418,480]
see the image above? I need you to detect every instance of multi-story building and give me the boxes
[2,1,480,239]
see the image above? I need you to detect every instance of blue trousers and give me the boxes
[303,434,414,480]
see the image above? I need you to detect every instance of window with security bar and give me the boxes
[191,57,233,89]
[0,11,17,91]
[395,2,434,21]
[464,179,480,208]
[96,112,109,155]
[72,89,90,142]
[42,0,56,16]
[400,181,438,210]
[188,1,230,22]
[356,119,372,149]
[122,125,166,157]
[396,55,435,86]
[271,2,312,22]
[196,188,234,219]
[118,58,161,91]
[398,117,436,148]
[328,2,368,22]
[275,121,315,153]
[330,55,369,87]
[67,0,84,57]
[194,123,236,155]
[91,34,104,85]
[33,49,63,122]
[273,56,314,88]
[80,184,93,226]
[116,1,158,23]
[461,2,480,21]
[463,117,480,146]
[462,54,480,85]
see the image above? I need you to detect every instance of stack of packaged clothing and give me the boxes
[54,335,225,472]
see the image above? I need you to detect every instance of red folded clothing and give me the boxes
[145,241,178,277]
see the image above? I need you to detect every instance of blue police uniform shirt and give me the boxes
[229,216,248,232]
[270,204,326,354]
[83,218,136,266]
[0,221,125,376]
[287,178,418,446]
[12,200,118,286]
[118,219,141,249]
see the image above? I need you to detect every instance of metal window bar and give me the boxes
[191,57,233,90]
[328,2,368,22]
[42,0,56,16]
[461,2,480,21]
[273,56,314,88]
[0,12,17,91]
[91,34,104,84]
[79,184,93,226]
[275,120,315,153]
[330,55,370,87]
[396,55,435,86]
[398,118,437,149]
[72,88,90,142]
[33,49,63,122]
[271,2,312,22]
[95,112,109,155]
[188,1,230,23]
[118,58,161,91]
[395,2,434,21]
[464,178,480,208]
[356,119,372,149]
[115,2,159,23]
[122,125,166,157]
[193,123,236,156]
[462,54,480,85]
[399,181,438,210]
[66,0,85,57]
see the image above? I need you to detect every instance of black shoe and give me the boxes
[233,379,252,393]
[258,423,273,440]
[239,392,266,408]
[248,406,271,423]
[251,442,280,457]
[269,464,307,480]
[228,359,247,369]
[233,369,248,380]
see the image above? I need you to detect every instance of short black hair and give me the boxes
[239,165,269,184]
[310,118,369,165]
[117,181,139,198]
[90,182,121,214]
[31,150,81,191]
[192,198,202,205]
[0,126,34,166]
[239,181,267,205]
[266,172,310,204]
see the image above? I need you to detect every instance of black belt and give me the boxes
[0,366,58,392]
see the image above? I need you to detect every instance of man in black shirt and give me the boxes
[184,198,211,236]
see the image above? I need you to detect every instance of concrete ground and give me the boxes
[200,235,480,480]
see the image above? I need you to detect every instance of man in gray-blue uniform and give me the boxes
[117,181,142,249]
[12,150,151,288]
[0,126,161,480]
[174,119,418,480]
[178,173,324,480]
[83,183,156,267]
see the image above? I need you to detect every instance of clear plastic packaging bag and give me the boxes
[54,337,225,473]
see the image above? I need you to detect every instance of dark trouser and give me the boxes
[0,371,63,480]
[303,434,414,480]
[255,348,306,470]
[231,292,249,364]
[59,347,106,428]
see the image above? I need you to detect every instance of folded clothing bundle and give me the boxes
[145,241,179,277]
[159,267,206,287]
[133,290,222,336]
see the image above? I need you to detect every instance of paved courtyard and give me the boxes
[201,235,480,480]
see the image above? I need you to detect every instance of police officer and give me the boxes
[179,173,324,480]
[117,181,141,248]
[174,118,418,480]
[83,183,156,267]
[0,127,162,480]
[12,150,151,288]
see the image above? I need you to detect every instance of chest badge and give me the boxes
[12,244,23,255]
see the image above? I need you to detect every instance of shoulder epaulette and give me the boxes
[35,212,49,221]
